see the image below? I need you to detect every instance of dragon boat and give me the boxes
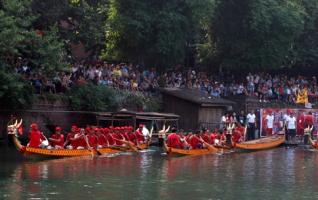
[7,120,149,159]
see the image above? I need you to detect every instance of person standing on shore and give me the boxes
[286,112,297,143]
[246,110,257,141]
[265,110,274,136]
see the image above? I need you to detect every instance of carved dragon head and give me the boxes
[7,119,23,136]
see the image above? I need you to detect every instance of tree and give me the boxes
[211,0,305,70]
[103,0,215,68]
[294,0,318,67]
[0,0,67,74]
[31,0,108,59]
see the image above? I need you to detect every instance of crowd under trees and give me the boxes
[1,0,318,109]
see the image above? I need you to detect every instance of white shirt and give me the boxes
[247,113,256,123]
[286,116,296,129]
[266,114,274,129]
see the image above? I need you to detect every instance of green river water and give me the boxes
[1,147,318,200]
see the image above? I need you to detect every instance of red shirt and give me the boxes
[189,135,202,149]
[135,130,145,142]
[129,133,137,144]
[76,136,87,148]
[28,130,46,148]
[210,133,218,144]
[97,134,107,146]
[167,133,182,148]
[304,115,314,126]
[202,133,211,144]
[87,134,98,148]
[49,133,64,147]
[106,134,115,145]
[113,133,124,145]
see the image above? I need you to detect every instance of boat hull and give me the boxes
[163,142,221,156]
[11,135,148,158]
[235,135,285,151]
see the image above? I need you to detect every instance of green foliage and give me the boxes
[66,84,160,112]
[103,0,215,68]
[0,0,67,74]
[0,67,34,109]
[212,0,306,69]
[32,0,108,57]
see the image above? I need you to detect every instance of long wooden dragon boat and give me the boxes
[7,120,148,158]
[234,135,285,151]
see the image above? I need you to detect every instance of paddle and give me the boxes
[113,138,139,152]
[199,136,218,152]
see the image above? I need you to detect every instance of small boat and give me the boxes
[234,135,285,151]
[163,141,221,156]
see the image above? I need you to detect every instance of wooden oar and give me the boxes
[113,138,139,152]
[199,136,218,152]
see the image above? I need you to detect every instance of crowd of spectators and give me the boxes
[14,59,318,104]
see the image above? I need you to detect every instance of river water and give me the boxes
[1,147,318,200]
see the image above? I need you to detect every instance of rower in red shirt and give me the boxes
[72,128,87,149]
[86,128,98,149]
[232,123,245,144]
[28,123,46,148]
[188,131,203,149]
[135,124,145,144]
[128,126,137,145]
[210,129,218,145]
[201,128,211,144]
[113,127,125,146]
[166,128,183,149]
[64,125,77,148]
[105,127,115,146]
[48,127,65,149]
[96,128,107,148]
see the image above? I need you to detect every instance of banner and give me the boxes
[260,108,318,137]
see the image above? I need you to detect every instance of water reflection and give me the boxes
[2,148,318,199]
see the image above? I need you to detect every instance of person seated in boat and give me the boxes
[214,129,226,146]
[136,124,146,144]
[72,128,88,149]
[166,128,183,149]
[96,128,108,149]
[48,127,65,149]
[188,131,203,149]
[113,127,126,146]
[64,125,78,148]
[201,128,211,144]
[178,130,191,149]
[232,123,244,144]
[103,127,115,146]
[86,128,98,149]
[128,126,138,145]
[210,129,219,145]
[27,123,47,148]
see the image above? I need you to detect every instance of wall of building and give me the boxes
[198,106,225,130]
[163,95,199,130]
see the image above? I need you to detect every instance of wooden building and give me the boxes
[162,88,235,131]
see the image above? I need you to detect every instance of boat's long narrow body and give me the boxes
[10,135,148,158]
[234,135,285,151]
